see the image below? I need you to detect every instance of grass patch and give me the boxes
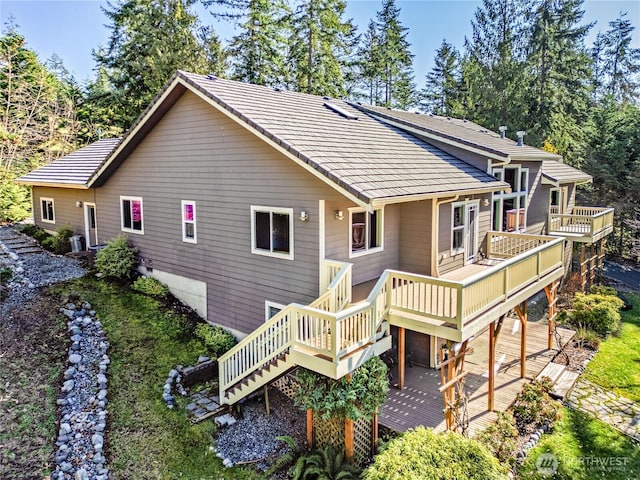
[582,292,640,401]
[50,277,263,480]
[517,408,640,479]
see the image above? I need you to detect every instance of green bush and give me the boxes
[132,276,169,298]
[569,291,624,336]
[18,224,50,242]
[589,285,617,296]
[0,175,31,222]
[512,378,562,434]
[574,327,601,350]
[95,234,138,280]
[0,267,13,286]
[194,323,237,358]
[363,427,508,480]
[292,444,361,480]
[295,356,388,421]
[476,411,518,466]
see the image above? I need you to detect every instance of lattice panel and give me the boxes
[353,417,373,465]
[313,416,345,453]
[271,371,300,400]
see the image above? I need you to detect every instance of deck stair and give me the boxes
[223,352,294,405]
[536,362,580,400]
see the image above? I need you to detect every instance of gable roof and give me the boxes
[351,104,563,162]
[16,138,121,189]
[541,160,592,185]
[88,71,507,206]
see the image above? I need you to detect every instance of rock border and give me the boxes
[52,302,110,480]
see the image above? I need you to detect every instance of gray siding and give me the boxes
[520,161,546,235]
[325,200,400,285]
[94,90,344,334]
[398,200,433,275]
[32,186,97,235]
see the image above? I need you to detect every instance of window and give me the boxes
[251,206,293,260]
[265,301,285,321]
[349,208,383,257]
[40,198,55,223]
[452,204,465,253]
[120,196,143,234]
[492,166,528,232]
[181,200,196,243]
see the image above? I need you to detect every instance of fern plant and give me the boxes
[292,444,361,480]
[265,435,302,476]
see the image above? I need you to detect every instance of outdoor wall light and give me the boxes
[335,210,344,221]
[299,211,309,222]
[482,198,490,207]
[76,201,83,208]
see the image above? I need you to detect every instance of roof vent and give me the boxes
[273,87,282,92]
[323,102,358,120]
[323,96,331,100]
[516,130,526,146]
[499,125,507,139]
[206,74,218,80]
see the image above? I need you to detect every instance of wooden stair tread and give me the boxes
[551,370,580,400]
[536,362,566,384]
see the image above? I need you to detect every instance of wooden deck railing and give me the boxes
[548,207,614,242]
[219,233,565,403]
[311,259,352,312]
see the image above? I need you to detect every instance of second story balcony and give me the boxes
[548,206,614,244]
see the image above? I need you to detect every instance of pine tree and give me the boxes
[421,40,462,115]
[356,20,384,104]
[375,0,415,108]
[462,0,530,131]
[526,0,592,162]
[287,0,356,97]
[218,0,289,86]
[94,0,223,129]
[601,12,640,104]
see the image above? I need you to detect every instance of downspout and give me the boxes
[431,195,460,278]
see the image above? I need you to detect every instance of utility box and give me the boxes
[69,235,84,253]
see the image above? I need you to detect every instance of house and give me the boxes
[17,71,614,427]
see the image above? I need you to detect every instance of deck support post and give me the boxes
[372,409,379,453]
[306,409,314,448]
[488,321,496,412]
[544,281,559,350]
[264,385,270,415]
[580,244,587,292]
[515,302,528,379]
[398,327,405,390]
[345,418,354,463]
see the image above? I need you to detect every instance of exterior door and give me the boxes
[84,203,98,248]
[465,203,478,264]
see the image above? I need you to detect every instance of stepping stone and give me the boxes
[186,403,198,412]
[215,413,237,427]
[551,370,579,400]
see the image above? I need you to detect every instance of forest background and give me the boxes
[1,0,639,259]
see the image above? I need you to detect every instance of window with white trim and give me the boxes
[120,196,144,234]
[40,198,55,223]
[251,206,293,260]
[452,204,465,253]
[265,301,285,321]
[349,208,383,257]
[492,166,528,232]
[181,200,196,243]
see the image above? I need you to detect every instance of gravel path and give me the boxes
[0,225,86,320]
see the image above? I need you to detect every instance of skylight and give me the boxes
[324,102,358,120]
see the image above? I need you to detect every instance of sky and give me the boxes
[1,0,639,85]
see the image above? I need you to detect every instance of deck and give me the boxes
[379,315,575,436]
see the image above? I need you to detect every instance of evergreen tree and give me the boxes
[526,0,592,163]
[356,20,384,104]
[601,12,640,104]
[94,0,223,129]
[287,0,356,97]
[462,0,530,131]
[590,31,607,102]
[375,0,415,108]
[421,40,462,115]
[212,0,288,86]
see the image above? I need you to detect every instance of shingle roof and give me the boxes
[90,71,507,203]
[351,104,563,162]
[17,138,121,188]
[542,160,592,184]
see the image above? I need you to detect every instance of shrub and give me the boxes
[294,356,388,421]
[0,176,30,222]
[194,323,237,358]
[95,234,138,280]
[292,444,361,480]
[132,276,169,298]
[18,224,50,242]
[512,378,562,434]
[574,327,601,350]
[0,267,13,286]
[265,436,303,477]
[569,291,624,336]
[363,427,508,480]
[476,411,518,466]
[589,285,617,296]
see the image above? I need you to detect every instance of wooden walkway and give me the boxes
[379,315,575,436]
